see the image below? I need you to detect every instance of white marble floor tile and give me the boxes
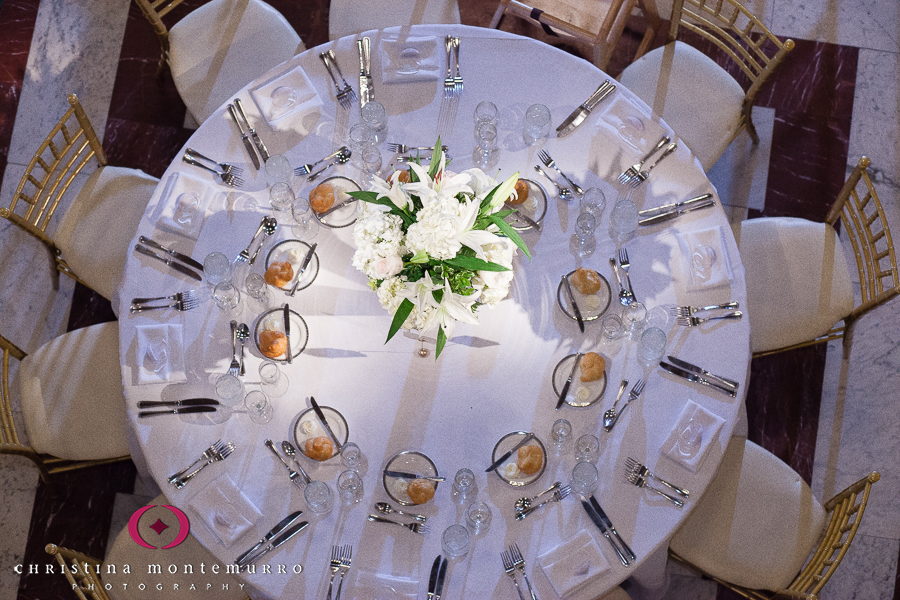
[772,0,899,53]
[707,107,774,211]
[848,49,900,186]
[819,534,898,599]
[0,485,37,600]
[105,492,155,553]
[6,0,131,167]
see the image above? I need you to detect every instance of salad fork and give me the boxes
[501,550,527,600]
[325,545,341,600]
[443,36,455,97]
[627,143,677,188]
[366,515,429,534]
[182,154,244,187]
[167,439,226,483]
[173,442,235,489]
[452,37,463,95]
[625,472,684,507]
[327,50,356,106]
[228,321,241,377]
[129,297,200,313]
[320,51,355,109]
[618,135,669,184]
[386,143,448,154]
[538,150,583,196]
[510,544,538,600]
[604,379,645,432]
[131,289,196,306]
[625,457,690,498]
[185,148,243,176]
[617,248,636,301]
[670,302,739,316]
[675,311,743,327]
[334,545,352,600]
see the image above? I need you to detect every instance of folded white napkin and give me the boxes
[660,400,725,472]
[135,324,186,385]
[538,531,608,599]
[353,570,419,600]
[250,65,322,134]
[598,94,669,153]
[381,35,442,84]
[676,226,733,290]
[153,172,212,239]
[187,474,262,546]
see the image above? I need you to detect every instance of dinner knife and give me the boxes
[288,242,317,297]
[434,557,448,600]
[426,555,441,600]
[363,36,374,101]
[139,236,204,271]
[357,38,371,107]
[556,352,583,409]
[561,275,585,332]
[283,303,292,364]
[504,203,541,230]
[234,98,269,162]
[310,396,342,452]
[590,495,636,562]
[228,103,260,170]
[135,245,203,281]
[239,519,309,567]
[234,510,303,566]
[556,80,616,138]
[383,470,446,482]
[638,193,713,217]
[580,497,630,566]
[638,199,715,226]
[667,356,740,390]
[137,399,220,409]
[486,432,535,472]
[138,406,217,418]
[659,362,737,397]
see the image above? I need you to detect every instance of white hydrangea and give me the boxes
[404,194,467,260]
[352,205,406,279]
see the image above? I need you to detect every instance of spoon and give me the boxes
[307,150,352,183]
[515,481,561,512]
[236,324,249,376]
[249,217,278,265]
[603,379,630,431]
[374,501,427,522]
[281,440,312,484]
[534,165,572,200]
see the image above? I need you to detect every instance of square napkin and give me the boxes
[538,531,609,599]
[250,65,322,135]
[660,400,726,472]
[676,226,734,290]
[381,35,442,84]
[153,172,212,239]
[598,94,669,153]
[187,474,263,546]
[135,323,186,385]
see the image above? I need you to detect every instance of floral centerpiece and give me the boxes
[348,141,530,358]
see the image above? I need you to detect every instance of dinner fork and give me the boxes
[625,472,684,507]
[515,486,571,520]
[129,297,200,313]
[386,143,448,154]
[328,50,356,106]
[131,289,196,307]
[236,217,270,264]
[173,442,235,489]
[443,36,455,98]
[627,143,677,188]
[625,457,690,498]
[228,320,241,377]
[185,147,243,176]
[538,150,584,196]
[510,544,538,600]
[618,135,669,184]
[334,545,352,600]
[452,37,463,95]
[675,311,743,327]
[500,550,527,600]
[325,546,341,600]
[533,165,572,200]
[182,155,244,187]
[366,515,429,534]
[319,51,354,110]
[618,248,636,301]
[604,379,645,432]
[167,439,226,483]
[670,302,739,316]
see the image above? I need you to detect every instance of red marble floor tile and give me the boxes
[67,283,117,332]
[0,0,40,85]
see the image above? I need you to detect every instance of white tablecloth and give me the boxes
[118,25,750,600]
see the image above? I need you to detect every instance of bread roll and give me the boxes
[259,330,288,359]
[580,352,605,382]
[407,478,436,504]
[304,436,334,461]
[507,180,530,205]
[516,445,543,475]
[310,183,336,213]
[264,261,294,288]
[571,268,602,294]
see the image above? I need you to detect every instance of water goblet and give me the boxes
[337,469,364,504]
[361,145,382,176]
[638,326,667,368]
[473,122,499,169]
[349,123,376,155]
[203,252,233,286]
[465,501,492,534]
[360,100,388,145]
[213,281,242,315]
[245,390,272,424]
[574,434,600,464]
[441,524,470,558]
[269,181,295,218]
[245,272,272,312]
[580,187,606,219]
[623,302,648,341]
[473,101,499,139]
[609,197,639,246]
[570,461,599,495]
[572,212,597,258]
[452,468,478,504]
[341,442,363,472]
[215,373,243,406]
[599,314,625,342]
[550,418,572,456]
[304,480,334,515]
[265,154,293,185]
[523,103,551,145]
[291,195,319,240]
[259,360,289,397]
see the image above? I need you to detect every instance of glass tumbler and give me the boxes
[244,390,272,424]
[259,360,289,397]
[574,434,600,463]
[360,101,388,145]
[349,124,376,162]
[638,326,667,367]
[465,502,492,534]
[361,145,382,175]
[441,524,470,558]
[203,252,233,286]
[623,302,648,340]
[265,154,293,185]
[580,187,606,219]
[304,480,334,515]
[215,373,243,406]
[523,103,551,144]
[609,197,639,246]
[570,461,599,495]
[337,469,364,504]
[213,281,241,314]
[452,468,478,504]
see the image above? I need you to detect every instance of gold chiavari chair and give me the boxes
[618,0,794,170]
[0,325,130,483]
[45,544,110,600]
[133,0,305,123]
[0,94,158,302]
[669,438,879,599]
[489,0,661,70]
[740,156,899,356]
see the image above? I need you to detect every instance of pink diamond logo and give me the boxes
[149,518,169,535]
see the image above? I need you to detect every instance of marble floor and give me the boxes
[1,0,898,599]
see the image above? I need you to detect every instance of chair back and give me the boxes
[0,94,105,252]
[788,472,880,596]
[45,543,110,600]
[0,334,27,452]
[133,0,185,64]
[827,156,900,319]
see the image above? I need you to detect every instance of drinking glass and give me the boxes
[523,103,551,144]
[245,272,272,312]
[441,524,470,558]
[473,101,499,139]
[574,434,600,463]
[215,373,243,406]
[269,181,295,216]
[580,187,606,219]
[465,502,492,534]
[304,480,334,515]
[623,302,648,340]
[341,442,363,472]
[349,123,376,154]
[452,468,478,504]
[599,314,625,342]
[638,326,667,367]
[291,195,318,240]
[337,469,364,504]
[360,101,388,145]
[550,418,572,456]
[265,154,293,185]
[203,252,233,286]
[609,197,639,246]
[244,390,272,424]
[361,145,382,176]
[259,360,289,397]
[213,281,241,314]
[570,461,599,495]
[473,122,499,169]
[573,212,597,258]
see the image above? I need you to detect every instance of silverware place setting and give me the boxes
[675,311,743,327]
[138,235,204,271]
[639,192,715,226]
[617,247,637,302]
[181,151,244,187]
[236,514,310,568]
[374,501,427,522]
[659,360,738,397]
[556,79,616,138]
[515,481,561,513]
[357,36,374,107]
[625,470,684,507]
[320,51,356,110]
[184,147,243,177]
[387,143,448,154]
[236,216,277,265]
[538,149,583,196]
[514,485,571,520]
[669,301,739,317]
[624,142,677,188]
[264,439,310,487]
[233,98,269,162]
[609,256,634,305]
[235,510,303,566]
[581,494,635,566]
[134,243,204,281]
[367,514,430,534]
[603,379,645,432]
[170,441,235,489]
[618,135,669,185]
[295,146,350,176]
[130,289,197,313]
[324,544,353,600]
[426,555,448,600]
[508,543,538,600]
[533,165,572,200]
[625,457,690,498]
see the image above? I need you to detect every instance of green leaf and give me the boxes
[347,190,381,203]
[386,298,414,344]
[427,136,442,179]
[443,256,510,272]
[432,288,444,304]
[435,326,447,359]
[488,214,532,260]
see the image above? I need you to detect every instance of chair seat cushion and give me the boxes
[19,322,129,460]
[670,438,826,591]
[329,0,461,40]
[618,41,745,171]
[740,217,854,353]
[104,495,246,599]
[54,165,158,301]
[169,0,304,123]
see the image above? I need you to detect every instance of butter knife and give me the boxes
[234,98,269,162]
[309,396,342,452]
[283,303,292,364]
[505,202,541,230]
[561,274,585,332]
[235,510,303,566]
[556,80,616,138]
[138,236,204,271]
[288,243,317,297]
[667,355,740,390]
[581,497,630,566]
[135,245,203,281]
[138,406,217,418]
[383,470,445,483]
[590,496,636,562]
[638,199,715,226]
[556,352,583,409]
[239,520,309,567]
[227,103,260,170]
[138,399,220,408]
[486,432,535,472]
[659,362,736,397]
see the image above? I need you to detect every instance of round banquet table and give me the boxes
[118,24,750,600]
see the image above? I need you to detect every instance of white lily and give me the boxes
[454,198,504,262]
[370,170,411,211]
[404,153,472,204]
[419,275,480,339]
[488,171,520,210]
